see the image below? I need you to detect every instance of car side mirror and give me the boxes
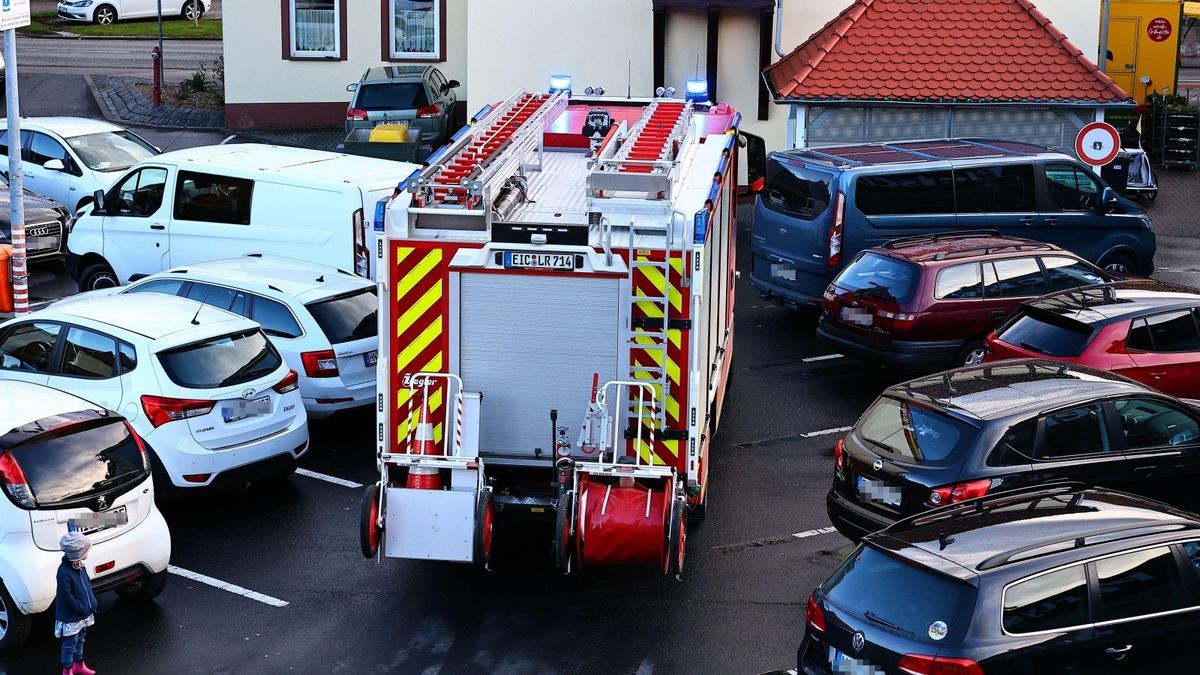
[92,189,106,215]
[346,83,359,92]
[739,132,767,197]
[43,158,65,172]
[1100,186,1119,214]
[445,79,460,91]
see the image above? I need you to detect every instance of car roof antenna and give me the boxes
[190,286,214,325]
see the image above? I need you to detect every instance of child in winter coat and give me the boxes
[55,531,98,675]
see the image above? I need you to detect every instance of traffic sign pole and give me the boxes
[4,31,27,315]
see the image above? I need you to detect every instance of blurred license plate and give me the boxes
[503,251,575,270]
[840,306,873,326]
[224,396,270,422]
[364,350,378,367]
[857,475,902,507]
[829,647,884,675]
[73,506,128,534]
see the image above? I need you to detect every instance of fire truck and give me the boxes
[359,87,740,575]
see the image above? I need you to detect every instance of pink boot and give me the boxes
[71,663,96,675]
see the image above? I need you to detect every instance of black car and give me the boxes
[802,485,1200,674]
[0,172,70,262]
[827,359,1200,542]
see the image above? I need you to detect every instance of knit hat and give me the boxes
[60,531,91,562]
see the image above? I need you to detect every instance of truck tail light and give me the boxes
[140,395,216,428]
[833,439,846,474]
[926,479,993,508]
[828,192,845,268]
[302,350,339,378]
[273,370,300,394]
[897,654,983,675]
[347,108,368,121]
[0,452,34,508]
[805,593,826,632]
[416,104,441,119]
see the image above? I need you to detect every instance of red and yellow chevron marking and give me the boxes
[390,243,450,450]
[627,250,689,468]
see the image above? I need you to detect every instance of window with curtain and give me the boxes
[291,0,339,57]
[389,0,442,61]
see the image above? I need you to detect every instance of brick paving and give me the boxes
[91,74,224,129]
[1142,165,1200,238]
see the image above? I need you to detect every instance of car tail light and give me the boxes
[827,192,845,268]
[347,108,368,121]
[416,104,441,119]
[273,370,300,394]
[0,452,34,508]
[302,350,339,378]
[833,439,846,474]
[805,593,826,632]
[822,287,837,304]
[353,207,369,277]
[876,309,918,331]
[140,395,216,428]
[926,479,993,508]
[124,421,150,471]
[897,654,983,675]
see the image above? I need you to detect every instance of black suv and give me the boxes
[827,359,1200,542]
[802,485,1200,674]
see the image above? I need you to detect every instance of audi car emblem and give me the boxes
[872,459,884,471]
[851,631,865,652]
[96,495,107,510]
[241,388,256,400]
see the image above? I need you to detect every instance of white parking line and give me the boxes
[295,468,362,488]
[168,565,289,608]
[800,426,853,438]
[792,526,837,540]
[802,353,843,362]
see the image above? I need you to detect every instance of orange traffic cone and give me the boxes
[406,394,442,490]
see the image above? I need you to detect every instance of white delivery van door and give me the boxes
[100,166,171,283]
[458,273,622,459]
[168,170,259,267]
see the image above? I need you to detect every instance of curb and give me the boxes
[17,31,221,41]
[83,74,226,131]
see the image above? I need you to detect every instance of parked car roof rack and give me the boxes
[975,519,1200,571]
[881,229,1005,249]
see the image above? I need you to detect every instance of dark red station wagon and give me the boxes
[817,232,1112,371]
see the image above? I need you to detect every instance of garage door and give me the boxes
[458,273,621,458]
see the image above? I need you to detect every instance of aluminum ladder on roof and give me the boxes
[587,99,695,204]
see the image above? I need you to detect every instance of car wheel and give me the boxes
[115,569,168,603]
[181,1,203,21]
[958,340,987,367]
[0,582,32,651]
[1100,253,1137,275]
[78,261,119,292]
[93,4,117,25]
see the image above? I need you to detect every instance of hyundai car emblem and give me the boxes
[242,388,256,400]
[851,631,865,652]
[873,459,884,471]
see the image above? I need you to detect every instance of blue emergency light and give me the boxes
[549,74,572,96]
[684,78,709,103]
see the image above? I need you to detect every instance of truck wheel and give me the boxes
[115,569,168,603]
[0,582,32,651]
[553,491,573,570]
[665,495,686,577]
[78,262,119,292]
[474,488,494,568]
[359,483,382,558]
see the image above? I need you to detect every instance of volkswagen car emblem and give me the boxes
[872,459,884,471]
[241,388,256,400]
[851,631,865,652]
[96,495,107,510]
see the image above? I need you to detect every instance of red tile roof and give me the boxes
[764,0,1131,104]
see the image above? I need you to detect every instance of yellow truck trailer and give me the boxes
[1105,0,1186,103]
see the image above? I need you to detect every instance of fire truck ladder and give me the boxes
[588,100,694,201]
[411,90,568,208]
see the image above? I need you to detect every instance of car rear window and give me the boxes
[825,544,978,646]
[306,288,378,344]
[854,397,977,467]
[156,329,282,390]
[355,83,429,111]
[996,309,1095,357]
[4,416,146,508]
[831,252,918,304]
[761,160,833,221]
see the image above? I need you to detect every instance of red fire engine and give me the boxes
[359,87,740,575]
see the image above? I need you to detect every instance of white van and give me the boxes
[65,143,418,292]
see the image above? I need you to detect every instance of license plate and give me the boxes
[840,306,873,326]
[224,396,270,422]
[73,506,128,535]
[364,350,378,367]
[503,251,576,271]
[857,475,902,507]
[828,647,883,675]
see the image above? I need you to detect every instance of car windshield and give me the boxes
[4,416,146,508]
[355,83,429,111]
[66,131,158,172]
[996,309,1096,357]
[824,544,978,646]
[831,252,918,304]
[306,287,378,344]
[854,397,977,467]
[156,329,282,390]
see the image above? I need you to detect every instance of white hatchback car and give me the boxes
[0,381,171,650]
[0,117,160,212]
[57,0,207,25]
[116,256,379,418]
[0,293,309,493]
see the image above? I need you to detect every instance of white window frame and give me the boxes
[290,0,341,59]
[388,0,442,61]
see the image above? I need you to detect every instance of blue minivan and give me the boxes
[749,139,1155,310]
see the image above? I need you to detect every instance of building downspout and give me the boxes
[774,0,787,57]
[1098,0,1111,72]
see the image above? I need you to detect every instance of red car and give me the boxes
[984,280,1200,398]
[817,232,1112,370]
